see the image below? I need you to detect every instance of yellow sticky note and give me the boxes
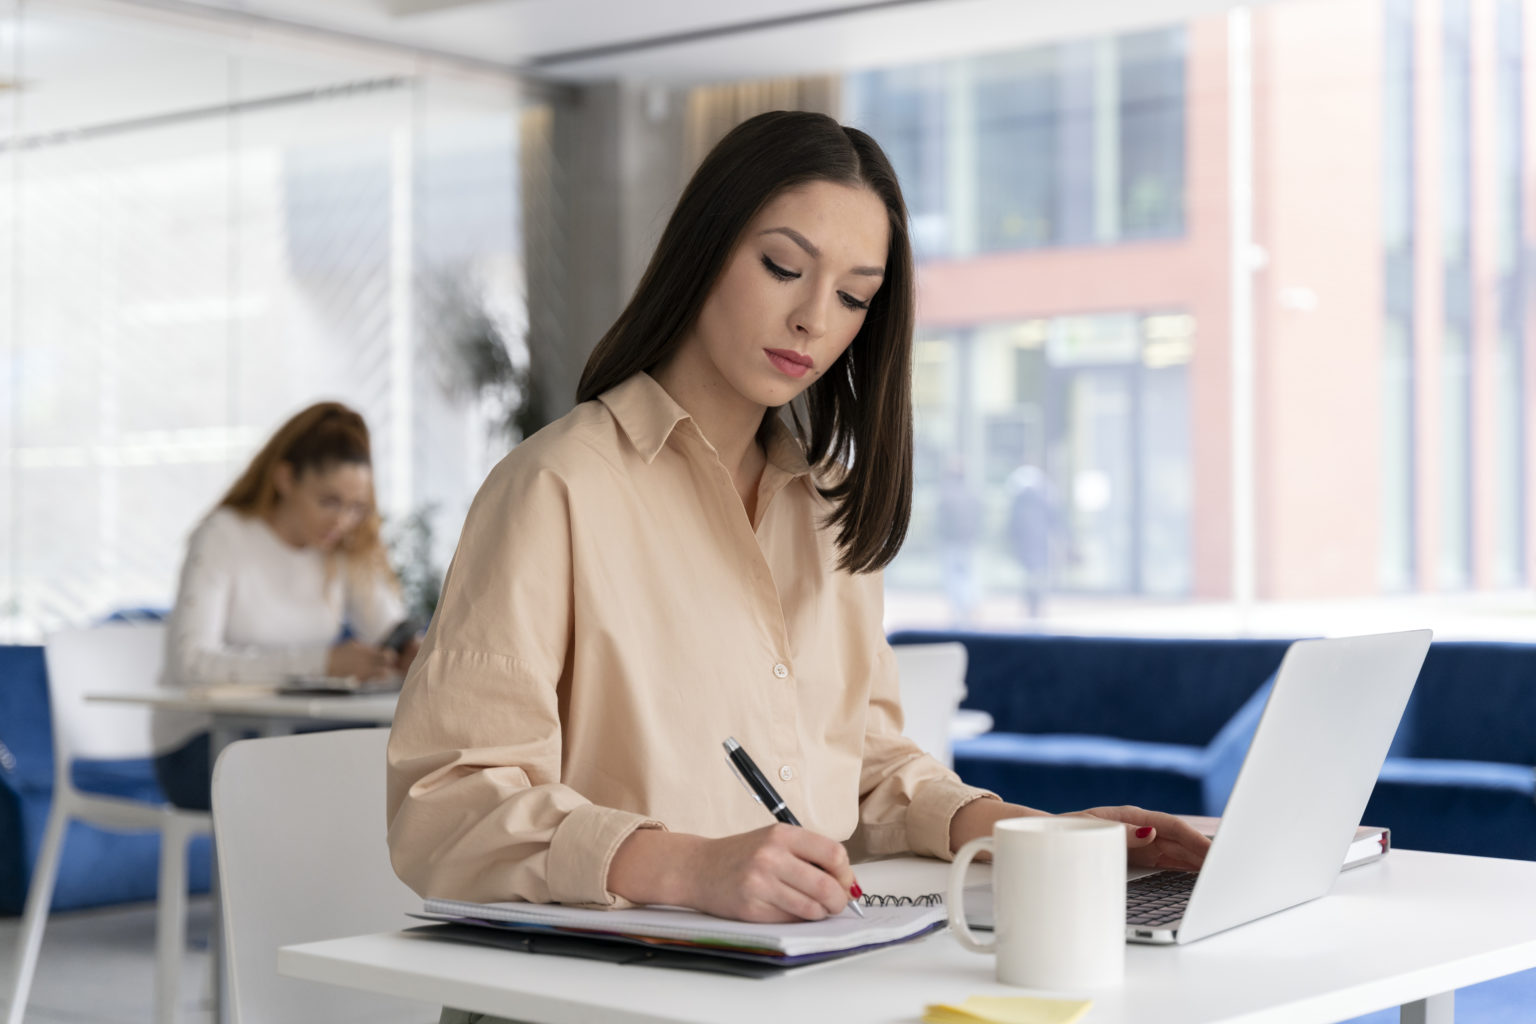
[922,994,1093,1024]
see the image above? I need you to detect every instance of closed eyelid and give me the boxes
[760,226,884,278]
[761,253,801,278]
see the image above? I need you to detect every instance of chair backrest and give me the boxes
[212,728,434,1024]
[893,641,968,768]
[888,630,1295,746]
[43,623,169,779]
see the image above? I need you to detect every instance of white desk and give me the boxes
[279,850,1536,1024]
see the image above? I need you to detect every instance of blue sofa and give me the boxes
[890,630,1536,862]
[0,644,212,915]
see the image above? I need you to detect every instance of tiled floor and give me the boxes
[0,899,215,1024]
[4,899,1535,1023]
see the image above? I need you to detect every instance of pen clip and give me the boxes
[724,753,764,805]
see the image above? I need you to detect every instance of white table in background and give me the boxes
[87,688,397,755]
[279,849,1536,1024]
[86,688,397,1024]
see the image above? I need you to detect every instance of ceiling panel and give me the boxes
[168,0,1275,81]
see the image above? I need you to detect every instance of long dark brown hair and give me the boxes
[576,110,914,574]
[219,401,394,586]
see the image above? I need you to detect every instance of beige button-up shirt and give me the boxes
[386,372,995,906]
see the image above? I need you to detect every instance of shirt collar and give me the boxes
[597,372,690,464]
[598,372,812,479]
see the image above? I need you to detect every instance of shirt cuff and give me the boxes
[546,803,666,906]
[905,777,1000,861]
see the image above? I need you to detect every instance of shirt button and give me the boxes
[779,765,794,782]
[773,663,789,679]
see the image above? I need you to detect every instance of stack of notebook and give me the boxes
[415,897,945,977]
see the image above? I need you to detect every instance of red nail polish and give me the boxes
[850,883,863,899]
[1135,826,1154,839]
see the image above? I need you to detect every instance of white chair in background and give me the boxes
[7,622,211,1024]
[892,641,970,768]
[211,728,434,1024]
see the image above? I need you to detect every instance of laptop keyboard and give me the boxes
[1126,870,1197,926]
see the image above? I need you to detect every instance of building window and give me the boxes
[1440,0,1473,588]
[850,27,1186,256]
[1381,0,1417,591]
[845,65,951,260]
[975,47,1061,250]
[1117,28,1187,240]
[891,312,1192,605]
[1492,0,1526,586]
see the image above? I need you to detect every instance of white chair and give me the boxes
[7,623,211,1024]
[211,728,434,1023]
[893,641,969,768]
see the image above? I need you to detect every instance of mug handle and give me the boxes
[948,835,995,953]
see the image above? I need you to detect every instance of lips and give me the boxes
[764,348,814,379]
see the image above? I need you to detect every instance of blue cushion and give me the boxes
[891,631,1292,747]
[0,647,54,792]
[1200,673,1276,815]
[904,631,1536,865]
[0,643,212,915]
[1402,643,1536,764]
[954,733,1211,774]
[1365,771,1536,861]
[9,794,213,913]
[1377,756,1535,793]
[953,733,1211,815]
[71,757,168,800]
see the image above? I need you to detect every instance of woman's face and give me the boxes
[273,460,373,550]
[679,180,890,413]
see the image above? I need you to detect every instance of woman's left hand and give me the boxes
[1071,805,1211,872]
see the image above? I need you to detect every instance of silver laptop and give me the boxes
[964,630,1432,944]
[1121,629,1431,944]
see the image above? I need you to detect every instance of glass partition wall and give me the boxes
[0,1,528,640]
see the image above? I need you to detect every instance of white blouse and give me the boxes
[155,506,403,749]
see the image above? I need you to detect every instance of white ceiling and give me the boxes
[167,0,1270,82]
[2,0,1275,141]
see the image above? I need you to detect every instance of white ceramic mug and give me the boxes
[948,816,1126,990]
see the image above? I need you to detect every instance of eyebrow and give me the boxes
[761,226,885,277]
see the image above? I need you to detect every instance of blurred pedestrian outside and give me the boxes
[936,457,984,624]
[1007,464,1060,618]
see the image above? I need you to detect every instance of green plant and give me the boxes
[386,504,442,624]
[426,269,546,445]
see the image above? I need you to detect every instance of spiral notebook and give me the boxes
[419,894,945,963]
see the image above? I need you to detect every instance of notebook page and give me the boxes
[422,898,945,956]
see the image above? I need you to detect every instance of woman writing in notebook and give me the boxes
[156,402,419,810]
[386,112,1209,935]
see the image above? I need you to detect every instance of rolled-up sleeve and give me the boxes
[386,459,663,906]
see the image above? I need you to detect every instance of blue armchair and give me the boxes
[892,630,1536,863]
[0,644,212,915]
[888,632,1291,816]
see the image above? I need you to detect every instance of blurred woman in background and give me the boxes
[154,401,418,810]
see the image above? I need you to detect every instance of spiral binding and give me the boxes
[860,891,943,907]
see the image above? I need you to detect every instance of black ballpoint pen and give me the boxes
[723,736,865,918]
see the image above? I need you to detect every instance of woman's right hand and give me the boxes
[325,640,397,681]
[609,824,856,923]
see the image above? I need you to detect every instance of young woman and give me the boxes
[155,402,417,810]
[386,112,1209,935]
